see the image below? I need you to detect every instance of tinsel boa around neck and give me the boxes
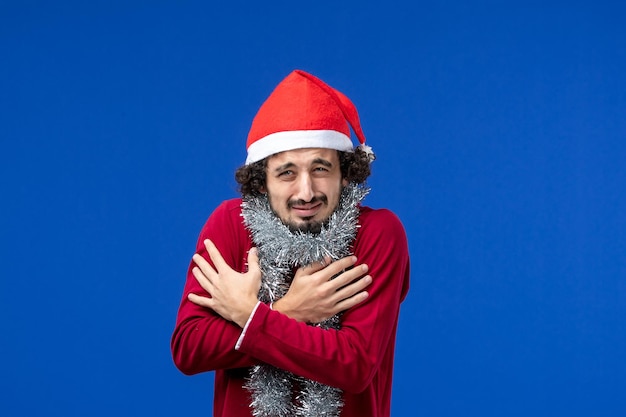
[240,183,369,417]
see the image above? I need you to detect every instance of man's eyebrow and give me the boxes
[312,158,333,167]
[272,158,333,173]
[273,162,296,173]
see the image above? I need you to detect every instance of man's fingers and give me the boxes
[333,290,369,313]
[192,253,217,281]
[296,256,332,277]
[188,292,214,309]
[313,255,360,280]
[191,266,214,294]
[204,239,229,272]
[334,274,372,302]
[326,262,369,289]
[326,271,372,315]
[246,247,261,276]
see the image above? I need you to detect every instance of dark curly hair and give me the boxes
[235,148,373,197]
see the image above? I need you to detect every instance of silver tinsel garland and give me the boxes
[241,183,369,417]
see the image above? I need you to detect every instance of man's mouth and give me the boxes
[288,196,327,219]
[290,201,323,218]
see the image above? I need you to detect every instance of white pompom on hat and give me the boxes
[245,70,373,164]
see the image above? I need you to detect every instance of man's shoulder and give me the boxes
[218,197,244,210]
[199,198,244,233]
[357,205,407,239]
[213,198,244,217]
[197,198,249,245]
[359,205,404,225]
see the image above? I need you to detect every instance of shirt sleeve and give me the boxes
[171,199,259,375]
[234,209,410,393]
[235,301,262,350]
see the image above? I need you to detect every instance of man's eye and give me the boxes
[278,170,294,177]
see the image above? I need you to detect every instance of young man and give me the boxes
[172,70,410,417]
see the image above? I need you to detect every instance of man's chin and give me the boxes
[286,218,325,235]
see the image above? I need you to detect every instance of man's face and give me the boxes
[264,148,347,233]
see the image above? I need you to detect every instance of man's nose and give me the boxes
[294,173,315,202]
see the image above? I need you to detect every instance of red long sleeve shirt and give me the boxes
[171,198,410,417]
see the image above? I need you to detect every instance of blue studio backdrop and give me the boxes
[1,1,625,416]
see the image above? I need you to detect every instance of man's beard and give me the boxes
[287,219,325,234]
[281,195,332,235]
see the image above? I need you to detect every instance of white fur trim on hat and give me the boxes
[245,130,353,164]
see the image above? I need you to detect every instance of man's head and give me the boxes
[264,148,344,233]
[236,147,372,232]
[235,70,374,232]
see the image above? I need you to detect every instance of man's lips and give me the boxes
[290,201,323,217]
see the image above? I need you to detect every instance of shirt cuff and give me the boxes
[235,300,262,350]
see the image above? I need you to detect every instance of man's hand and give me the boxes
[273,256,372,324]
[188,239,261,328]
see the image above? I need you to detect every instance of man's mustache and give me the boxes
[287,195,328,208]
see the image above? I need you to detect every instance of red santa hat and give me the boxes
[245,69,373,164]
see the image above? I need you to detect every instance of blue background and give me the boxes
[1,1,625,416]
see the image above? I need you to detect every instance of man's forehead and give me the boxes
[267,148,339,166]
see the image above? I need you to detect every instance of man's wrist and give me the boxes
[234,298,260,328]
[235,301,262,350]
[272,299,304,322]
